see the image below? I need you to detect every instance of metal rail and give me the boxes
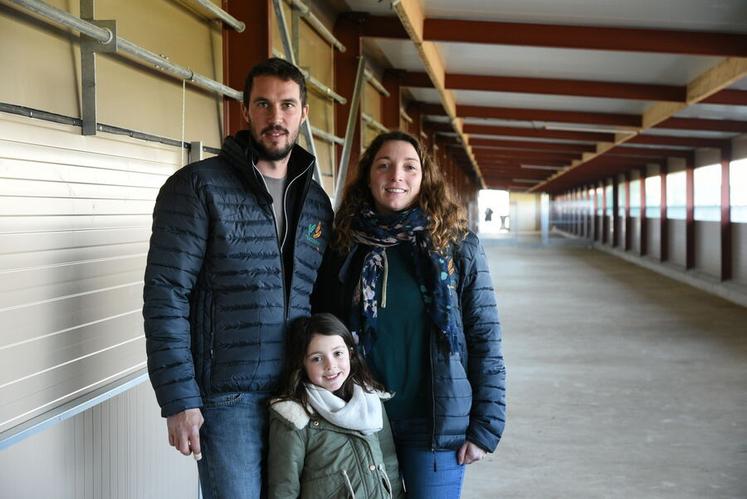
[334,56,367,211]
[362,112,389,134]
[188,0,245,32]
[287,0,345,52]
[272,0,322,183]
[272,49,347,105]
[364,69,390,97]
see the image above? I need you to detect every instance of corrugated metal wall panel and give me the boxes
[0,113,178,434]
[0,380,198,498]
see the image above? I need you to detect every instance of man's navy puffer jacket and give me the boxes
[144,132,333,417]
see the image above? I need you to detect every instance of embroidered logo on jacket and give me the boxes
[305,221,323,246]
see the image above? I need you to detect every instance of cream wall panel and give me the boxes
[510,192,540,232]
[0,1,80,117]
[1,0,223,146]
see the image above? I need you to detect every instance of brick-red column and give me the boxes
[601,181,608,244]
[406,102,422,139]
[624,173,632,251]
[660,164,668,262]
[640,168,648,256]
[334,13,364,173]
[721,144,732,281]
[381,70,402,131]
[222,0,272,137]
[685,153,695,269]
[612,179,619,247]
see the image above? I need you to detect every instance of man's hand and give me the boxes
[167,408,204,460]
[457,440,486,465]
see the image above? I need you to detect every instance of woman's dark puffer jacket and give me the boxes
[313,232,506,452]
[144,132,333,417]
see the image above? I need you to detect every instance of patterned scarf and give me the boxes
[348,205,459,354]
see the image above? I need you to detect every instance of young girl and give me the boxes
[268,313,404,499]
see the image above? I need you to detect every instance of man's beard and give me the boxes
[250,124,299,161]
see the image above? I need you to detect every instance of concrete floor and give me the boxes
[462,234,747,499]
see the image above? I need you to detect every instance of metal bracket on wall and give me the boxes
[80,0,117,135]
[189,141,204,163]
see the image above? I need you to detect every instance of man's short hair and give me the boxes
[243,57,307,107]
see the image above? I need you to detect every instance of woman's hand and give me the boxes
[457,440,486,465]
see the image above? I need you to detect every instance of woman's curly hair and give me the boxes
[334,131,468,252]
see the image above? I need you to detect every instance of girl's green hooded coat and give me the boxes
[268,397,404,499]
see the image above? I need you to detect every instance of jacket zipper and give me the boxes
[429,327,437,464]
[253,158,313,321]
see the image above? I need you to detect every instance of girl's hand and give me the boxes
[457,441,486,465]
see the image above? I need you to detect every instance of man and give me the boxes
[143,58,333,498]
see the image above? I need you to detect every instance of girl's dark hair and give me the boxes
[273,313,383,409]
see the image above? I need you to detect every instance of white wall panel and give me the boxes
[0,113,178,435]
[0,380,198,499]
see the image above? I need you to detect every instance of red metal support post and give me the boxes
[685,154,695,269]
[612,178,619,247]
[624,173,632,251]
[334,13,365,172]
[721,144,732,281]
[601,181,608,244]
[381,70,402,131]
[660,164,668,262]
[640,168,648,256]
[222,0,272,137]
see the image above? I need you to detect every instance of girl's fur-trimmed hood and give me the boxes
[270,391,392,430]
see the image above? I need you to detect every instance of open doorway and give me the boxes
[478,189,510,234]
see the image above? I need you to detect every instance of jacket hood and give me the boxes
[220,130,316,201]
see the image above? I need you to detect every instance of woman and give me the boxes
[314,131,506,498]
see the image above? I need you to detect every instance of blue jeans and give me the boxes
[396,446,465,499]
[197,391,270,499]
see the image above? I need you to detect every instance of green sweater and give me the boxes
[367,243,431,420]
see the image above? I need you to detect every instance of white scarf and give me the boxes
[304,383,383,435]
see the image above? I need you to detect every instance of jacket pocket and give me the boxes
[202,392,243,409]
[300,471,350,499]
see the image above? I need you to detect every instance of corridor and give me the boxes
[464,235,747,499]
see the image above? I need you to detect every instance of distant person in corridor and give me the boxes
[143,58,333,498]
[314,131,506,498]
